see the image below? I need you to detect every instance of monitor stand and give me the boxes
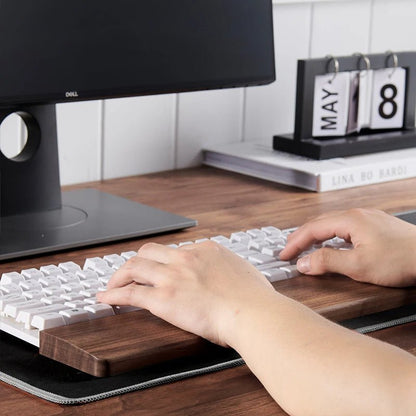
[0,104,196,261]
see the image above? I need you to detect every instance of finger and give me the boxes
[280,215,353,260]
[138,242,188,264]
[97,283,155,309]
[107,257,167,289]
[296,247,356,277]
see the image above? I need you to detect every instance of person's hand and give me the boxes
[97,241,275,346]
[279,208,416,287]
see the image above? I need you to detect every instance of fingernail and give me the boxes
[297,255,311,274]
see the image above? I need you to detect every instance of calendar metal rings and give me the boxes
[385,50,399,78]
[325,54,339,83]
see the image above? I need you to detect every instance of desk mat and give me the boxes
[1,304,415,405]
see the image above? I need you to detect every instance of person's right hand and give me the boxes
[279,208,416,287]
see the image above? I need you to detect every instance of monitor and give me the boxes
[0,0,275,260]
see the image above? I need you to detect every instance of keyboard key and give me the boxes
[280,264,302,279]
[84,304,115,319]
[17,304,69,329]
[0,294,25,313]
[76,269,99,281]
[0,283,23,295]
[1,272,24,285]
[58,261,81,273]
[4,300,44,319]
[247,253,276,265]
[31,312,67,330]
[21,268,44,280]
[121,251,137,260]
[40,265,62,276]
[261,268,288,282]
[59,308,90,325]
[19,280,42,292]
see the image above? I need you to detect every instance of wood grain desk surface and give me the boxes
[1,166,416,415]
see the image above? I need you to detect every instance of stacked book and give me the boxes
[203,141,416,192]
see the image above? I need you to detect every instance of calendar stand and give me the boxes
[273,52,416,160]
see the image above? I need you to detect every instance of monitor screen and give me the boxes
[0,0,275,260]
[0,0,275,105]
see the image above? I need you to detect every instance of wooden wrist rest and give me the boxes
[39,275,416,377]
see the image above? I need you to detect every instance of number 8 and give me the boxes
[378,84,398,119]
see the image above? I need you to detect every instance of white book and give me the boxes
[203,141,416,192]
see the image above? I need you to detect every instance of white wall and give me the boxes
[1,0,416,185]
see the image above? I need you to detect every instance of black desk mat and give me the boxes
[1,304,415,405]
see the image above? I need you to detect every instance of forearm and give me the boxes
[225,290,416,416]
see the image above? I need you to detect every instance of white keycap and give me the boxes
[81,279,103,289]
[84,297,98,305]
[80,288,98,298]
[234,250,259,259]
[230,231,251,243]
[0,294,25,312]
[261,226,282,236]
[21,268,44,280]
[113,305,142,314]
[76,269,99,281]
[248,239,269,251]
[194,239,208,244]
[31,312,66,330]
[98,274,112,285]
[57,272,81,284]
[84,257,108,271]
[210,235,231,246]
[1,272,24,285]
[248,253,276,265]
[256,261,291,271]
[60,292,85,302]
[261,268,288,282]
[59,308,90,325]
[4,300,44,318]
[226,243,248,253]
[261,245,285,257]
[17,304,69,329]
[84,304,115,319]
[19,280,42,291]
[1,283,23,295]
[121,251,137,260]
[39,276,61,287]
[41,295,67,305]
[178,241,193,246]
[280,264,302,279]
[40,265,62,276]
[64,300,89,309]
[168,243,179,248]
[61,282,84,292]
[92,265,114,276]
[42,287,66,297]
[22,290,45,300]
[58,261,81,273]
[103,254,125,267]
[246,229,266,239]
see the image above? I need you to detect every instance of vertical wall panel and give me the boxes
[102,95,176,180]
[371,0,416,52]
[175,88,244,168]
[56,101,102,186]
[244,3,312,141]
[310,0,372,57]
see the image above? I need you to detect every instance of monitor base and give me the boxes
[0,189,197,261]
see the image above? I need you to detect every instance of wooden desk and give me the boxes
[1,166,416,415]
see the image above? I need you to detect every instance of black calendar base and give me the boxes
[273,129,416,160]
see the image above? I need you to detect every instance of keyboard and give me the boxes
[0,225,352,350]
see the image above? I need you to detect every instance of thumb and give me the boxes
[296,247,354,276]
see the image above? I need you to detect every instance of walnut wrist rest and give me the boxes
[39,275,416,378]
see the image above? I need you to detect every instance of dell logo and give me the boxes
[65,91,79,98]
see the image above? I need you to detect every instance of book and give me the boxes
[202,141,416,192]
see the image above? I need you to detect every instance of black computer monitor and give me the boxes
[0,0,275,260]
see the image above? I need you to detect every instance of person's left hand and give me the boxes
[97,241,274,346]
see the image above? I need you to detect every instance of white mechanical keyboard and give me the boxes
[0,226,351,348]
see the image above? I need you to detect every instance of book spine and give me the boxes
[319,158,416,191]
